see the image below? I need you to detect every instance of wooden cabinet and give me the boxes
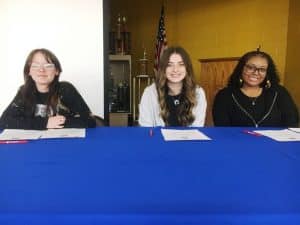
[199,57,239,126]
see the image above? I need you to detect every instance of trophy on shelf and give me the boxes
[108,62,131,113]
[133,48,154,122]
[139,49,148,76]
[109,14,131,55]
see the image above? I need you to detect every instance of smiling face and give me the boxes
[29,52,59,91]
[241,56,268,88]
[165,53,187,85]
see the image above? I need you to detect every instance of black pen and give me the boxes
[288,128,300,133]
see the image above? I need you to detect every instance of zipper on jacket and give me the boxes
[231,92,278,127]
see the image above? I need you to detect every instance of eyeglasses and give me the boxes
[244,64,267,75]
[30,63,55,71]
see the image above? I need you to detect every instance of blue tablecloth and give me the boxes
[1,127,300,225]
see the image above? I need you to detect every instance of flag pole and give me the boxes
[154,4,167,77]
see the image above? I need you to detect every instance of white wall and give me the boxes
[0,0,104,117]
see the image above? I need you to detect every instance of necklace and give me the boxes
[172,97,180,106]
[168,94,181,106]
[240,87,262,106]
[249,97,257,106]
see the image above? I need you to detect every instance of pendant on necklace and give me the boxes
[250,97,257,106]
[174,99,180,106]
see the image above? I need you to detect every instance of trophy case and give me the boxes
[107,14,132,126]
[108,55,132,126]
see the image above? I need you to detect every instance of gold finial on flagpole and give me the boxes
[256,45,261,52]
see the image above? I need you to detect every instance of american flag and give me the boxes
[154,5,167,74]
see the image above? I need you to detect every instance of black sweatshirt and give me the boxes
[0,82,96,130]
[212,85,299,127]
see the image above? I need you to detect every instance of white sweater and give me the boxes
[138,83,207,127]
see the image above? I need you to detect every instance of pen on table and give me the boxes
[288,128,300,133]
[149,128,153,137]
[243,130,262,137]
[0,140,28,144]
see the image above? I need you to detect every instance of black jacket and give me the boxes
[212,85,299,127]
[0,82,96,129]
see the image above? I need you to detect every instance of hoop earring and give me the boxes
[265,79,271,88]
[239,78,243,87]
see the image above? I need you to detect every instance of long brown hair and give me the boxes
[156,46,197,126]
[22,48,62,115]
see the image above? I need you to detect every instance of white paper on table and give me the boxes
[40,128,86,139]
[0,129,41,140]
[0,128,85,140]
[288,128,300,133]
[254,129,300,142]
[161,128,211,141]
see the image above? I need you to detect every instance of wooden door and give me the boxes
[199,57,239,126]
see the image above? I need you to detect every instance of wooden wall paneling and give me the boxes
[199,57,239,126]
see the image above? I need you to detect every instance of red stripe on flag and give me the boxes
[154,5,167,74]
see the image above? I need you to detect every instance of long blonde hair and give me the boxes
[155,46,197,126]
